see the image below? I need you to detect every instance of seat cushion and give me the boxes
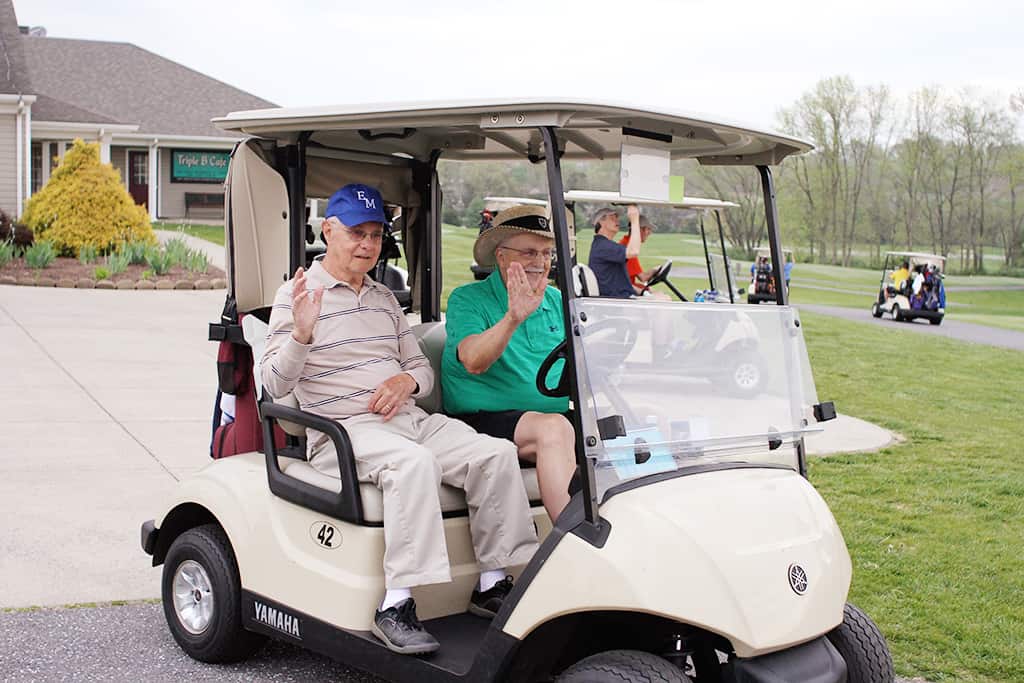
[411,322,447,414]
[281,460,540,524]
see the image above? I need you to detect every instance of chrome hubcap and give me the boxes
[734,363,760,389]
[172,560,214,634]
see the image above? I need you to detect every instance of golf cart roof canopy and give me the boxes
[564,190,738,211]
[755,246,793,256]
[484,196,549,207]
[885,251,946,262]
[214,98,812,165]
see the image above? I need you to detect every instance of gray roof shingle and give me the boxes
[22,35,275,137]
[0,1,32,94]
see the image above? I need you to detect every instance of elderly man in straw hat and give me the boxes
[261,184,538,655]
[442,205,576,521]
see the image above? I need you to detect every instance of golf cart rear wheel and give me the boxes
[558,649,691,683]
[161,523,264,663]
[725,352,763,398]
[826,603,894,683]
[929,317,942,326]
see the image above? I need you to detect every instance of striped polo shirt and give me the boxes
[261,256,432,421]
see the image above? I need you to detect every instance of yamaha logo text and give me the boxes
[254,601,302,638]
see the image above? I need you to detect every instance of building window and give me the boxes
[31,143,43,194]
[132,152,148,185]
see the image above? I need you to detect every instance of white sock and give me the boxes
[478,569,506,592]
[379,587,412,611]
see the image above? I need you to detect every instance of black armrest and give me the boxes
[259,399,364,524]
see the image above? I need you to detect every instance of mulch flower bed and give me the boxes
[0,257,227,290]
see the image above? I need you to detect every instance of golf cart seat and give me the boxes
[572,263,599,297]
[253,317,541,525]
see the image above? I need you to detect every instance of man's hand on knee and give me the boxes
[368,372,418,421]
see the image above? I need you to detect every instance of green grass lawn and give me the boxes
[158,222,225,246]
[803,311,1024,682]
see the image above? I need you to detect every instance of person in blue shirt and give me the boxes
[588,205,644,298]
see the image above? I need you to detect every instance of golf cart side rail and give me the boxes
[259,399,364,524]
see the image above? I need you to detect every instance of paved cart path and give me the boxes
[797,304,1024,351]
[0,603,928,683]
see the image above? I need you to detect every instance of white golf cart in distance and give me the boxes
[140,100,893,683]
[748,247,794,304]
[563,190,742,303]
[872,251,946,325]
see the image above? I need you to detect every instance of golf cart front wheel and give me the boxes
[891,303,903,322]
[723,352,763,398]
[826,603,894,683]
[871,303,882,318]
[558,650,691,683]
[161,523,264,663]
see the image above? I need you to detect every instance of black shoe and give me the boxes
[469,576,514,618]
[371,598,440,655]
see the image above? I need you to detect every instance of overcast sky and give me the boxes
[20,0,1024,131]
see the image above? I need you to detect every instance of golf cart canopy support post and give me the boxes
[286,134,311,275]
[715,210,735,304]
[540,126,601,531]
[700,213,714,292]
[758,165,788,306]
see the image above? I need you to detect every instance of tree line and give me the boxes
[438,77,1024,274]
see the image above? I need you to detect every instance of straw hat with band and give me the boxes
[473,205,556,268]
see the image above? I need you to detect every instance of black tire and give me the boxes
[161,523,264,663]
[558,650,691,683]
[871,303,882,318]
[929,317,942,326]
[826,603,894,683]
[891,303,902,322]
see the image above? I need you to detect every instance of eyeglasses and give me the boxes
[499,245,555,261]
[342,227,385,244]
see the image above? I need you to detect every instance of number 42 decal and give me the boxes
[310,521,342,550]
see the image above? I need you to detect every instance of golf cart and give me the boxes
[141,99,892,683]
[747,247,793,304]
[872,251,946,325]
[563,190,742,303]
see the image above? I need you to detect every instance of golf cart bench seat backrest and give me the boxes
[250,318,541,524]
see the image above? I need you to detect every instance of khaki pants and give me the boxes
[309,406,539,588]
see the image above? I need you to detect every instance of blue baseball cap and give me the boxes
[325,183,388,227]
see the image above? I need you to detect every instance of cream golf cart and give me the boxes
[140,100,893,683]
[872,251,946,325]
[563,190,742,303]
[748,247,794,304]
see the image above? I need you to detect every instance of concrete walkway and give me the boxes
[0,284,894,609]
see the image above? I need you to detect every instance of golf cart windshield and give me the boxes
[568,299,819,500]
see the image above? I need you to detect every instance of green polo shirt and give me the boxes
[442,270,568,415]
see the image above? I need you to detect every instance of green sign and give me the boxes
[171,149,230,183]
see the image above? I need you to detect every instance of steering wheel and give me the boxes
[536,340,569,398]
[643,259,673,291]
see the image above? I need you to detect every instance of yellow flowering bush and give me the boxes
[21,139,155,255]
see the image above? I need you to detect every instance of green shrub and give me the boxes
[119,240,149,266]
[145,247,174,275]
[0,240,14,268]
[184,249,209,273]
[164,235,191,266]
[106,251,130,275]
[24,241,56,269]
[141,269,154,280]
[20,139,155,255]
[94,266,110,280]
[78,244,99,265]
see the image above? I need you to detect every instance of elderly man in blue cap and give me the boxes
[261,184,538,655]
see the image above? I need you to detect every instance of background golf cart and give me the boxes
[872,251,946,325]
[747,247,793,304]
[562,190,742,303]
[144,99,891,683]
